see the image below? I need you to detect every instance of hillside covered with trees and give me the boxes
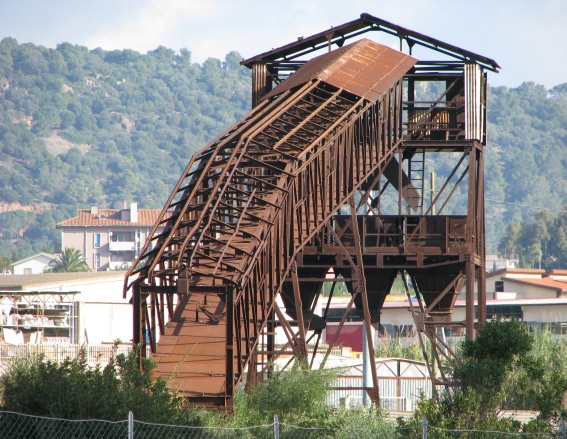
[0,37,565,266]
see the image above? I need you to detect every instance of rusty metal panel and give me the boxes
[465,63,483,141]
[263,39,416,102]
[126,23,487,407]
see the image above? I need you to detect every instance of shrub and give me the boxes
[0,346,207,425]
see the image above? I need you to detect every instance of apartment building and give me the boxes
[57,202,163,271]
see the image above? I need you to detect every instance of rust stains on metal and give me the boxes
[125,14,492,409]
[262,39,417,102]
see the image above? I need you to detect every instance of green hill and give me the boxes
[0,37,565,264]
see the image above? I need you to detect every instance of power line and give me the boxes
[485,198,567,214]
[425,187,567,214]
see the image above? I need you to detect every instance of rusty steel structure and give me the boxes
[125,13,499,408]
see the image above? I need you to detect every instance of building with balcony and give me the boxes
[57,202,163,271]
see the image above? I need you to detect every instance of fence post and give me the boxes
[128,411,134,439]
[422,416,427,439]
[561,418,566,439]
[274,414,279,439]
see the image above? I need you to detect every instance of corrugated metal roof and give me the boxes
[262,39,417,102]
[57,208,162,227]
[381,298,567,308]
[0,271,127,290]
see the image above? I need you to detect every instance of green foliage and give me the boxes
[457,318,534,379]
[0,256,10,272]
[399,319,562,436]
[0,39,252,261]
[454,318,540,410]
[0,36,566,264]
[398,389,523,438]
[498,210,567,268]
[47,247,90,272]
[327,407,397,438]
[233,362,336,427]
[502,325,567,420]
[231,363,396,437]
[0,347,207,425]
[375,337,424,361]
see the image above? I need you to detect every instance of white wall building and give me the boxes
[11,252,56,275]
[0,271,132,344]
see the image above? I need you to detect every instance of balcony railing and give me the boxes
[308,215,470,253]
[108,241,136,252]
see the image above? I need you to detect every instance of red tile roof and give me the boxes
[502,276,567,292]
[57,208,163,227]
[544,269,567,277]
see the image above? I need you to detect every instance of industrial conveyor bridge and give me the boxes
[125,14,499,407]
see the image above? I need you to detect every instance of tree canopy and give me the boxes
[47,248,90,272]
[498,209,567,268]
[0,38,565,265]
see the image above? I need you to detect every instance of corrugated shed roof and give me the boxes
[262,38,417,102]
[381,297,567,308]
[57,208,162,227]
[0,271,127,291]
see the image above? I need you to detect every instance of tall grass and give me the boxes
[375,336,425,361]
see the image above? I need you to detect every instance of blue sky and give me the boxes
[0,0,565,89]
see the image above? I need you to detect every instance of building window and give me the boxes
[495,280,504,292]
[93,233,101,248]
[110,232,134,242]
[24,268,32,275]
[94,253,101,270]
[111,252,125,263]
[380,324,416,338]
[486,305,522,320]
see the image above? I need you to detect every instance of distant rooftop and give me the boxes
[486,267,567,280]
[0,271,127,291]
[11,252,56,266]
[57,204,162,228]
[486,268,546,279]
[498,276,567,295]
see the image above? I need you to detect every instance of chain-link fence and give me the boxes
[0,411,564,439]
[0,411,337,439]
[396,417,566,439]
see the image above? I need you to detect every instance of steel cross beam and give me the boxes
[125,75,408,406]
[125,35,488,409]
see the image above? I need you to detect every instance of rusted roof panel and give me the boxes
[262,39,416,102]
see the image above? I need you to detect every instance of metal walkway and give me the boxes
[126,39,416,406]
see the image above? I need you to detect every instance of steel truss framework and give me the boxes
[125,17,498,408]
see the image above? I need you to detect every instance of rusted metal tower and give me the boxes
[125,13,499,407]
